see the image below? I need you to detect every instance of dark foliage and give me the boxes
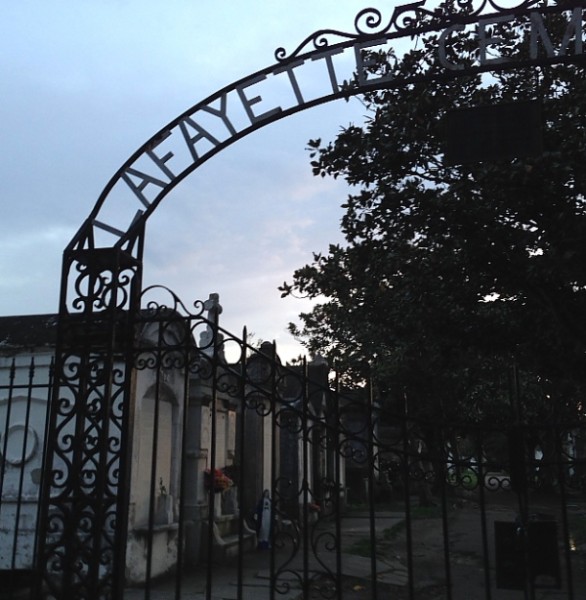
[281,12,586,423]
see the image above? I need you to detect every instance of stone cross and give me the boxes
[203,293,223,323]
[199,293,225,360]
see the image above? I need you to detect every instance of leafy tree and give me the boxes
[281,10,586,426]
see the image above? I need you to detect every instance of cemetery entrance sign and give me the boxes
[78,0,584,251]
[32,1,586,599]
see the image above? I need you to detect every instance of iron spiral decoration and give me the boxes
[275,0,551,62]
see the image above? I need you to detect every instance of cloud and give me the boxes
[0,0,373,358]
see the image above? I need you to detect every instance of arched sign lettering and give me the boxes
[75,0,586,253]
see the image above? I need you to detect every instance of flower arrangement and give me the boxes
[204,468,233,492]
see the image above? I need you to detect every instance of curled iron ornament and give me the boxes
[275,4,431,61]
[275,0,549,62]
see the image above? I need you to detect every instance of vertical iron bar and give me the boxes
[94,293,124,599]
[269,341,278,600]
[174,327,192,600]
[104,243,143,600]
[476,428,492,600]
[70,277,93,597]
[401,391,415,599]
[30,356,54,600]
[114,271,142,600]
[438,425,453,600]
[115,227,145,600]
[35,249,74,599]
[205,310,220,600]
[301,357,310,599]
[0,360,16,600]
[510,364,532,600]
[0,359,16,525]
[555,425,575,599]
[333,371,343,600]
[365,378,378,600]
[67,291,92,597]
[144,332,164,599]
[235,326,248,600]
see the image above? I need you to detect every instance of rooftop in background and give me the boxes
[0,314,58,351]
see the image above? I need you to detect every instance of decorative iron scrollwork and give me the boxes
[275,0,547,62]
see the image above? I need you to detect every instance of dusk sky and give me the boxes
[1,1,384,360]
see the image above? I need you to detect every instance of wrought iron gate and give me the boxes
[2,287,585,599]
[2,2,586,598]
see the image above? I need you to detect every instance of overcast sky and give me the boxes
[0,1,380,360]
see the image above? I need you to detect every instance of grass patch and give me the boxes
[347,521,406,557]
[383,520,407,540]
[409,504,444,519]
[345,502,448,557]
[345,499,451,517]
[347,538,378,558]
[345,501,401,512]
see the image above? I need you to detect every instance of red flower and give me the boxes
[204,468,233,492]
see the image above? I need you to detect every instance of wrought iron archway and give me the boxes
[34,1,586,598]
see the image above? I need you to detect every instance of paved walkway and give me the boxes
[124,512,407,599]
[124,500,586,599]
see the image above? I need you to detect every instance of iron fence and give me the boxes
[1,301,586,599]
[0,354,53,598]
